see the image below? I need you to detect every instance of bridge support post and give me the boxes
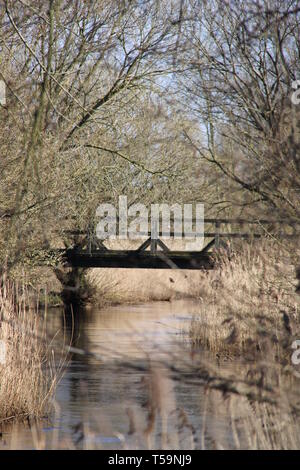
[151,216,159,253]
[215,221,220,249]
[151,238,158,253]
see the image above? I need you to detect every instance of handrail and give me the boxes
[88,217,299,224]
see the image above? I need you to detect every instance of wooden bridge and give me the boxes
[64,218,298,270]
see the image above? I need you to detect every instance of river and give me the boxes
[0,300,231,450]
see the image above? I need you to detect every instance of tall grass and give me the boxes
[0,276,59,422]
[87,239,211,306]
[190,241,299,359]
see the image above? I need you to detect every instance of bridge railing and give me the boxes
[63,217,299,254]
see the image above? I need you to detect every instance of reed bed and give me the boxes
[190,241,300,359]
[87,239,209,306]
[0,276,60,422]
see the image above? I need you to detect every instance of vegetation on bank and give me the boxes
[0,277,60,422]
[190,241,300,360]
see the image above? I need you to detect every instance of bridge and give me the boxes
[64,218,298,270]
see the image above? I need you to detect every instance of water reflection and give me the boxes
[0,300,230,449]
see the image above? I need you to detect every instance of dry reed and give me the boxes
[0,276,60,422]
[190,241,300,358]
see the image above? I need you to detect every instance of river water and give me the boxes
[0,300,231,450]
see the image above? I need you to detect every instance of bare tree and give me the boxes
[1,0,208,282]
[175,0,300,221]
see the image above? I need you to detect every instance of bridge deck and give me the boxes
[65,249,214,270]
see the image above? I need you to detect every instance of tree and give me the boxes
[175,0,300,222]
[1,0,209,288]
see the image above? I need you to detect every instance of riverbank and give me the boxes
[190,242,299,360]
[87,266,206,306]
